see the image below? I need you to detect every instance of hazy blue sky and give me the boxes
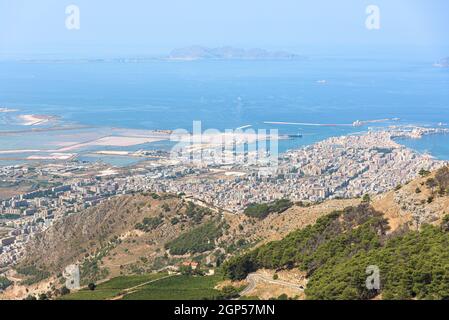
[1,0,448,57]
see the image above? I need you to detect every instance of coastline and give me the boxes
[0,125,448,166]
[0,108,18,113]
[17,114,57,126]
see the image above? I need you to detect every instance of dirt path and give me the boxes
[241,273,304,296]
[109,274,177,300]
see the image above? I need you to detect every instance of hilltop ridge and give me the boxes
[222,166,449,300]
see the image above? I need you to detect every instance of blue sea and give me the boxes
[0,56,448,165]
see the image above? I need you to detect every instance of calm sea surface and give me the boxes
[1,57,448,165]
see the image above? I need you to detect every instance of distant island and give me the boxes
[167,46,305,61]
[434,57,449,68]
[12,47,306,64]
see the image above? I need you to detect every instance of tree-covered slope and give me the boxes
[223,204,449,300]
[307,224,449,300]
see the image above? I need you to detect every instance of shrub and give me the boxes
[60,286,71,295]
[165,221,223,255]
[243,199,293,220]
[0,276,12,290]
[135,215,163,232]
[219,286,240,300]
[362,194,371,203]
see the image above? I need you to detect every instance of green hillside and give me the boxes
[223,204,449,300]
[60,273,169,300]
[122,274,223,300]
[61,273,225,300]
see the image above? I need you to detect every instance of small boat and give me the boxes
[287,133,303,138]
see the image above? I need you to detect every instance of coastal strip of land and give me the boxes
[17,114,57,126]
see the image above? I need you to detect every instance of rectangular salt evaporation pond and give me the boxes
[0,125,174,166]
[0,132,61,151]
[76,154,142,167]
[0,127,109,165]
[0,127,104,151]
[0,126,162,153]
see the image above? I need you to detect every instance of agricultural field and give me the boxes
[60,273,224,300]
[60,273,169,300]
[122,274,223,300]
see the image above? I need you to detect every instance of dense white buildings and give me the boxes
[0,128,445,268]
